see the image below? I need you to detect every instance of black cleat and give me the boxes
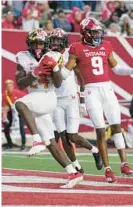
[93,152,103,170]
[75,167,84,174]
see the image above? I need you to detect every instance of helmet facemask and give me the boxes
[85,29,104,46]
[26,29,50,60]
[50,36,68,52]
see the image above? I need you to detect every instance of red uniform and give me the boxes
[69,40,113,84]
[2,89,26,107]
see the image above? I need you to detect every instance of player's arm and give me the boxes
[60,54,77,79]
[52,70,62,88]
[108,52,133,75]
[16,64,37,90]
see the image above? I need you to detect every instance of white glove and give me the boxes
[80,103,88,117]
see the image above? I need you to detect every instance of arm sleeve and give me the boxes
[112,64,133,75]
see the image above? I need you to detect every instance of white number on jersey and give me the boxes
[91,56,104,75]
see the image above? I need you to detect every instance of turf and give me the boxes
[2,152,133,176]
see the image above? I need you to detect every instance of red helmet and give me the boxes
[80,17,104,46]
[49,28,68,52]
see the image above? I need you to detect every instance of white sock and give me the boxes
[121,162,127,167]
[72,160,81,170]
[65,164,77,174]
[104,166,111,171]
[33,134,42,142]
[91,146,98,153]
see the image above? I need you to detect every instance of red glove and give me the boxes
[39,55,58,70]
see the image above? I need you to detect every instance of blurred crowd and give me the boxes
[2,0,133,36]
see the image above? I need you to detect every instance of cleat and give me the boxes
[93,152,103,170]
[105,167,116,183]
[60,172,83,188]
[27,141,46,156]
[121,163,133,177]
[75,167,84,175]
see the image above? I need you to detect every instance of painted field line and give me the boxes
[2,155,133,165]
[3,206,133,207]
[2,151,133,157]
[3,168,133,179]
[2,184,133,194]
[3,175,133,187]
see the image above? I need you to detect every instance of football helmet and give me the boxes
[80,17,104,46]
[49,28,68,52]
[26,28,50,60]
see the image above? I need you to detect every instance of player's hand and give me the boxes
[80,103,88,117]
[39,55,58,70]
[3,117,9,124]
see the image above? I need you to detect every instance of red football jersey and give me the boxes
[69,40,113,84]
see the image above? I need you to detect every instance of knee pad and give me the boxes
[111,133,125,149]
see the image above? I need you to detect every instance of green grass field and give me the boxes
[2,151,133,176]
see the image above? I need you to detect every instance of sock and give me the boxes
[33,134,42,142]
[65,164,77,174]
[104,166,111,171]
[121,162,127,167]
[91,146,98,153]
[72,160,81,170]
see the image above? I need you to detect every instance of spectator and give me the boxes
[115,1,128,18]
[36,1,51,27]
[43,20,54,35]
[101,1,116,21]
[21,7,39,31]
[67,7,80,23]
[120,15,130,36]
[120,9,133,26]
[103,11,119,28]
[71,11,83,32]
[12,0,24,17]
[106,23,121,36]
[53,10,72,32]
[2,80,26,151]
[2,11,15,29]
[82,4,92,19]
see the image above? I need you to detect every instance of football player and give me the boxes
[50,28,103,172]
[15,28,83,188]
[42,18,133,183]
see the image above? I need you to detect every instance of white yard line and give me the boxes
[2,154,133,165]
[3,168,133,179]
[2,175,133,187]
[2,184,133,194]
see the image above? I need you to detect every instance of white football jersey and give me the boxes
[55,48,78,97]
[16,51,61,93]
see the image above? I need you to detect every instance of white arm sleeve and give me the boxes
[112,64,133,75]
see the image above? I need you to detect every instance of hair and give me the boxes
[5,80,14,85]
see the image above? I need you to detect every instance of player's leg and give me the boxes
[67,94,103,170]
[84,86,115,182]
[15,91,57,155]
[103,88,133,176]
[35,113,83,188]
[53,105,80,170]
